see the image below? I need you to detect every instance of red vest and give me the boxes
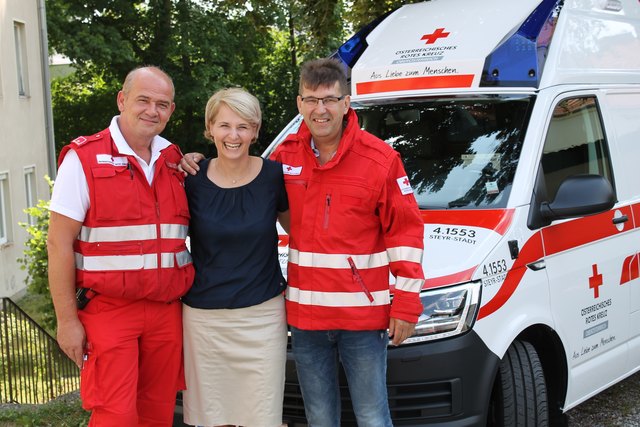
[58,128,194,302]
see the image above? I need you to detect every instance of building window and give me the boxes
[24,166,37,226]
[0,172,11,245]
[14,21,29,97]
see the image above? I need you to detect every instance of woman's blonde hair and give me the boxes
[204,87,262,142]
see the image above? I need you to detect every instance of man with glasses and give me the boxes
[181,58,425,426]
[272,58,425,426]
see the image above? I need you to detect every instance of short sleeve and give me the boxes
[49,149,90,222]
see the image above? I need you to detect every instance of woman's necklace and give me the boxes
[215,158,252,185]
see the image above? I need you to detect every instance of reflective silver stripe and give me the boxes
[286,286,390,307]
[395,276,424,293]
[288,249,388,269]
[160,224,189,239]
[387,246,423,264]
[79,223,188,243]
[161,253,175,268]
[75,250,192,271]
[76,253,156,271]
[79,224,156,242]
[175,250,192,267]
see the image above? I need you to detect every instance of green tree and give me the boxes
[346,0,418,30]
[18,177,56,332]
[46,0,360,156]
[50,68,118,153]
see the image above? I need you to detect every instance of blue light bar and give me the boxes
[330,10,395,73]
[480,0,562,88]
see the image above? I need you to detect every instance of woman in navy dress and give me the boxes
[181,87,289,427]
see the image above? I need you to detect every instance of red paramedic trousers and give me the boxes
[78,295,184,426]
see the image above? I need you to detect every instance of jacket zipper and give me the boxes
[347,256,374,303]
[323,193,331,229]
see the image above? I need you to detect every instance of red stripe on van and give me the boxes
[356,74,474,95]
[620,253,640,285]
[423,266,477,289]
[541,206,632,256]
[478,206,633,320]
[278,235,290,247]
[477,231,544,320]
[421,209,514,235]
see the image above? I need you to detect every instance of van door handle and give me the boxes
[527,260,546,271]
[612,215,628,225]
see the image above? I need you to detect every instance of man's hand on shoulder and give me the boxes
[179,152,205,175]
[388,318,416,346]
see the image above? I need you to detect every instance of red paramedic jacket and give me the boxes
[58,128,194,302]
[271,109,425,330]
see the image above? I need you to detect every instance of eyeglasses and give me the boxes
[300,95,345,107]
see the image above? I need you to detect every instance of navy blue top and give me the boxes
[182,158,288,309]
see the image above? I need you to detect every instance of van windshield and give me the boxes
[355,95,533,209]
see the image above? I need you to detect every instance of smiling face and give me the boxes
[297,81,350,147]
[116,68,175,146]
[208,104,257,160]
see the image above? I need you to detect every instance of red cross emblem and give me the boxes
[421,28,450,44]
[589,264,603,298]
[403,177,410,186]
[286,166,293,171]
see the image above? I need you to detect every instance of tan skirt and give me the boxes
[182,294,287,427]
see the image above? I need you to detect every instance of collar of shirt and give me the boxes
[310,138,320,157]
[109,116,171,184]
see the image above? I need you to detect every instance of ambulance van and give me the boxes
[264,0,640,425]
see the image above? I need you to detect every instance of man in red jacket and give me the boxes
[180,58,425,426]
[271,58,425,426]
[47,66,194,426]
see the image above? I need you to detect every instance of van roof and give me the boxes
[339,0,640,98]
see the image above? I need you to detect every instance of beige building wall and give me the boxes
[0,0,54,297]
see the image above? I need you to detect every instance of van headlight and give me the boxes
[403,281,481,344]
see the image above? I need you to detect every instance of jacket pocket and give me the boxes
[91,166,142,220]
[81,242,144,272]
[80,345,102,409]
[347,256,374,303]
[168,168,190,218]
[323,193,332,230]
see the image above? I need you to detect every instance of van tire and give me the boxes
[488,340,549,427]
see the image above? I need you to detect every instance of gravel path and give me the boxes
[566,371,640,426]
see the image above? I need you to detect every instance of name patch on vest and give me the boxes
[283,164,302,175]
[96,154,129,166]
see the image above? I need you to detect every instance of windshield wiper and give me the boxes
[448,199,470,208]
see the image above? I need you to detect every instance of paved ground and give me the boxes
[565,370,640,426]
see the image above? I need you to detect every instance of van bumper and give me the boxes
[282,330,499,427]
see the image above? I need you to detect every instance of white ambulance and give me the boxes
[265,0,640,425]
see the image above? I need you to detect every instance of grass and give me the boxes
[1,292,86,425]
[0,392,90,427]
[14,293,55,336]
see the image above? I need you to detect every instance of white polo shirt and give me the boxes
[49,116,172,222]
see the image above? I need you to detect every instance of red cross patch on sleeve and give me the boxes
[396,176,414,195]
[71,136,87,146]
[283,164,302,176]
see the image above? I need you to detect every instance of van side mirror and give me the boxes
[539,174,615,221]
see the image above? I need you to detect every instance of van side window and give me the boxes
[541,96,613,201]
